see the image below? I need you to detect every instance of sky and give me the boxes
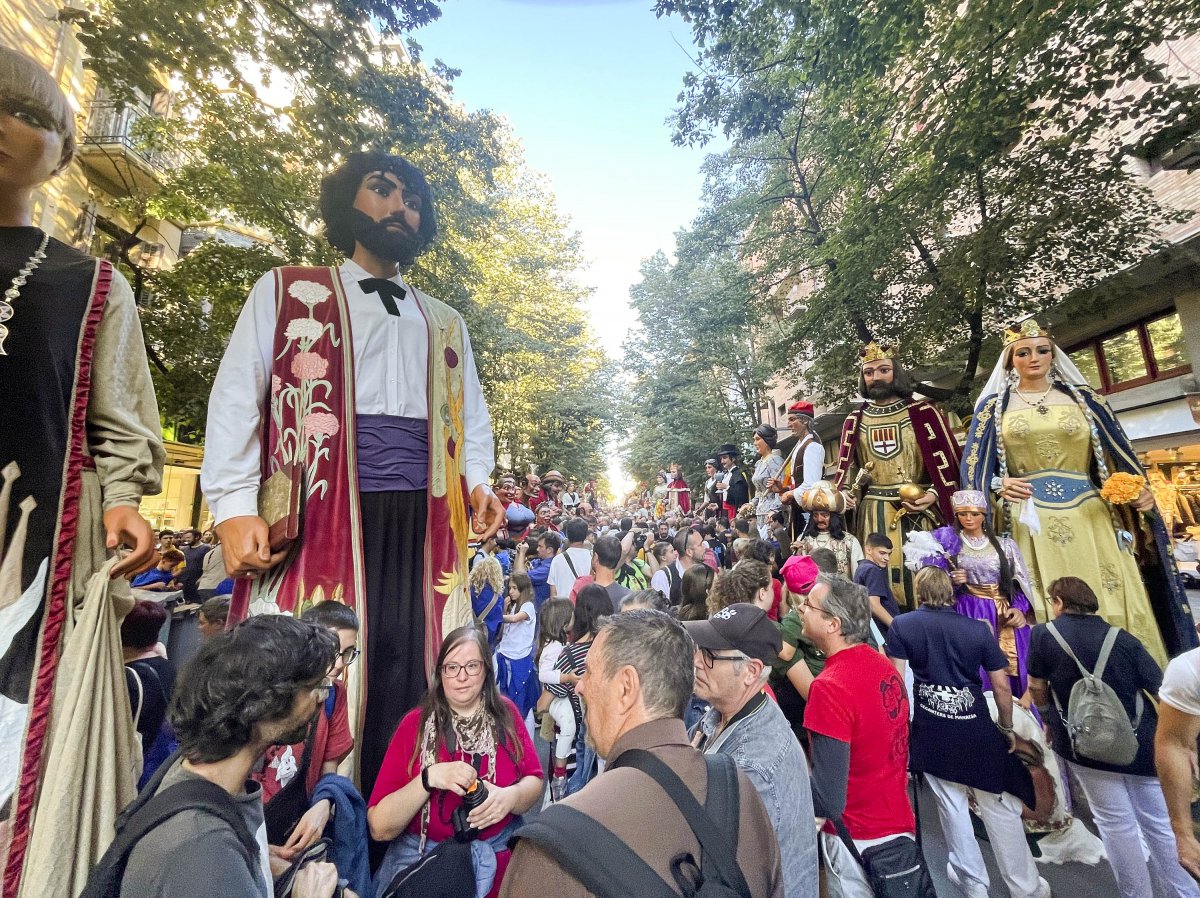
[415,0,722,357]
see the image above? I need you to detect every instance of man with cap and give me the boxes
[687,604,819,898]
[714,444,752,520]
[774,401,826,541]
[830,342,961,611]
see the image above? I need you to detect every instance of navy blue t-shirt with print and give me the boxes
[887,606,1008,686]
[854,561,901,621]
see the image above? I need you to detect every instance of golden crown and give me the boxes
[1002,319,1053,347]
[859,341,898,365]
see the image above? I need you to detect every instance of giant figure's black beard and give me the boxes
[865,382,899,402]
[350,208,422,267]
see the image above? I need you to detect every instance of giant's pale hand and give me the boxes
[470,484,505,540]
[216,515,288,577]
[104,505,156,579]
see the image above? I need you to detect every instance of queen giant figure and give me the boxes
[961,320,1196,665]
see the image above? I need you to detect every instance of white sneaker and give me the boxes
[946,863,989,898]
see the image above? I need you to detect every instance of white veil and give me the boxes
[979,339,1089,402]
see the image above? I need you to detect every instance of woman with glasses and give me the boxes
[258,601,362,865]
[368,626,543,898]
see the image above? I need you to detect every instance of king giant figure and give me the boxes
[832,342,961,608]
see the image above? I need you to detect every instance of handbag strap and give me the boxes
[513,806,676,898]
[1045,622,1143,727]
[126,666,145,729]
[563,550,580,581]
[612,749,750,898]
[475,588,501,625]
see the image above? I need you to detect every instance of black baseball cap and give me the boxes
[683,603,782,665]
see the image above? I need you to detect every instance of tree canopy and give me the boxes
[655,0,1200,404]
[71,0,612,479]
[622,240,781,487]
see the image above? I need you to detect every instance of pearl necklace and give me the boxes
[962,533,990,550]
[0,231,51,356]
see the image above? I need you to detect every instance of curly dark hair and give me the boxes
[319,151,438,258]
[170,615,338,763]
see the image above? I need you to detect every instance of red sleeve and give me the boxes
[804,678,854,743]
[368,708,422,808]
[324,681,354,764]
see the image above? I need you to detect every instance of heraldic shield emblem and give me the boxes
[868,423,902,459]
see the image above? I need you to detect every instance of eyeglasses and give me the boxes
[799,599,834,618]
[698,646,745,669]
[441,660,485,679]
[337,646,360,665]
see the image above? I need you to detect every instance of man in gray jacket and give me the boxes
[687,603,819,898]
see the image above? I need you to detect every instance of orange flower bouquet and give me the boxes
[1100,472,1145,505]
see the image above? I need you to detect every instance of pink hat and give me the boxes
[782,554,820,595]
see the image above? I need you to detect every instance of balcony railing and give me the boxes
[80,101,174,180]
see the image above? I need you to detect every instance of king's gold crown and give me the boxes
[1002,319,1052,347]
[859,341,897,365]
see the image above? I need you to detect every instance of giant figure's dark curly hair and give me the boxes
[318,151,438,258]
[170,615,338,763]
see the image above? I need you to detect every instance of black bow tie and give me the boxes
[359,278,407,316]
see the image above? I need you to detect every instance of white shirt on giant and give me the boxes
[786,435,825,491]
[201,260,495,524]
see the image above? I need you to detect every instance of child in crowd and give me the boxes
[536,598,577,801]
[131,548,185,590]
[257,600,359,861]
[196,596,230,639]
[854,532,901,632]
[495,572,539,720]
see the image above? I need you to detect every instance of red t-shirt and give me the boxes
[368,697,543,844]
[805,644,914,840]
[257,680,354,803]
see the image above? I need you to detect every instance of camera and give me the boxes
[632,531,647,549]
[451,777,489,842]
[496,537,517,551]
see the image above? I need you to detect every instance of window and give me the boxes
[1101,330,1148,385]
[1066,311,1191,393]
[1068,347,1103,390]
[1147,315,1187,372]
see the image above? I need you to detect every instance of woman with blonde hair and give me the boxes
[469,555,505,648]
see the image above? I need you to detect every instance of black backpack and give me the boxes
[80,751,259,898]
[512,749,750,898]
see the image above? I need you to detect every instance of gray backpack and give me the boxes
[1045,622,1142,766]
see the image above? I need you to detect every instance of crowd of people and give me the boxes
[8,43,1200,898]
